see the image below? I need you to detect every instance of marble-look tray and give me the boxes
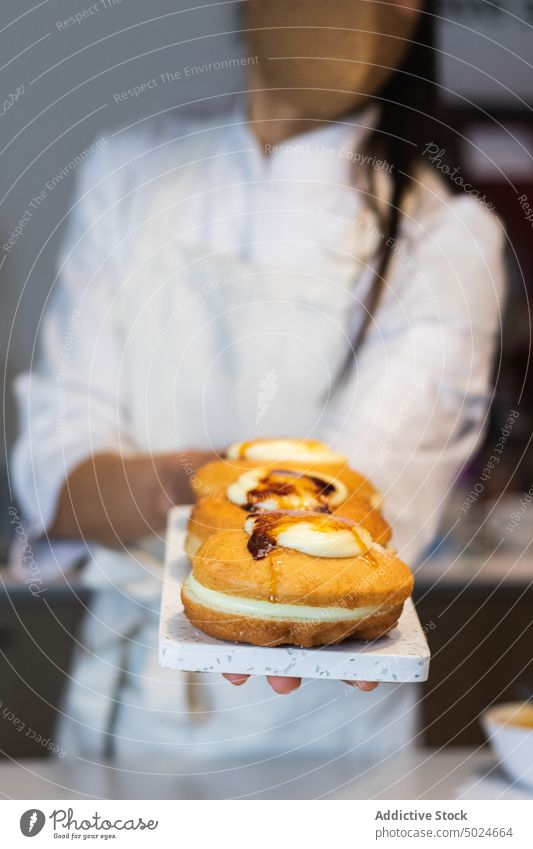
[159,507,430,682]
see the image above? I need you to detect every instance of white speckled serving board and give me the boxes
[159,507,430,682]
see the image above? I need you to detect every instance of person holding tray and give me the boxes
[11,0,505,762]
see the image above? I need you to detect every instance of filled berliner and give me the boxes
[181,511,413,647]
[185,466,391,556]
[192,437,380,505]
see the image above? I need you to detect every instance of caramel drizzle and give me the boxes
[246,510,378,567]
[244,468,336,513]
[228,439,254,459]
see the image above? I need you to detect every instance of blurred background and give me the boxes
[0,0,532,796]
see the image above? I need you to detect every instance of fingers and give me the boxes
[222,673,249,686]
[266,676,301,694]
[344,680,380,691]
[224,674,376,693]
[222,673,301,694]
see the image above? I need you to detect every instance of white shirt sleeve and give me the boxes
[320,196,507,565]
[10,138,137,578]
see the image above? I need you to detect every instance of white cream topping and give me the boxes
[226,438,347,465]
[183,573,385,622]
[227,467,348,511]
[244,514,376,559]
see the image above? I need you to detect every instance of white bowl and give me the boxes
[481,702,533,790]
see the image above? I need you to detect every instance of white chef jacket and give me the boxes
[11,104,505,763]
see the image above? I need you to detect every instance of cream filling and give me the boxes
[183,573,385,622]
[244,515,377,559]
[226,438,347,465]
[227,468,348,510]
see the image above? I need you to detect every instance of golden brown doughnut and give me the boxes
[186,492,391,557]
[192,458,380,504]
[181,513,413,647]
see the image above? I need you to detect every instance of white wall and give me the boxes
[439,0,533,106]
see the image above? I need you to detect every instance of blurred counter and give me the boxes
[0,748,530,800]
[416,551,533,591]
[412,551,533,748]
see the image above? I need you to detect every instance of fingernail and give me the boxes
[268,679,300,695]
[224,674,248,686]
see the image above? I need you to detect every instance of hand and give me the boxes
[155,448,217,514]
[223,673,379,695]
[51,448,217,545]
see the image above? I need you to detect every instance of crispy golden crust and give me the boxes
[181,594,405,647]
[187,494,392,550]
[191,529,413,609]
[185,497,246,556]
[188,496,245,540]
[192,459,379,503]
